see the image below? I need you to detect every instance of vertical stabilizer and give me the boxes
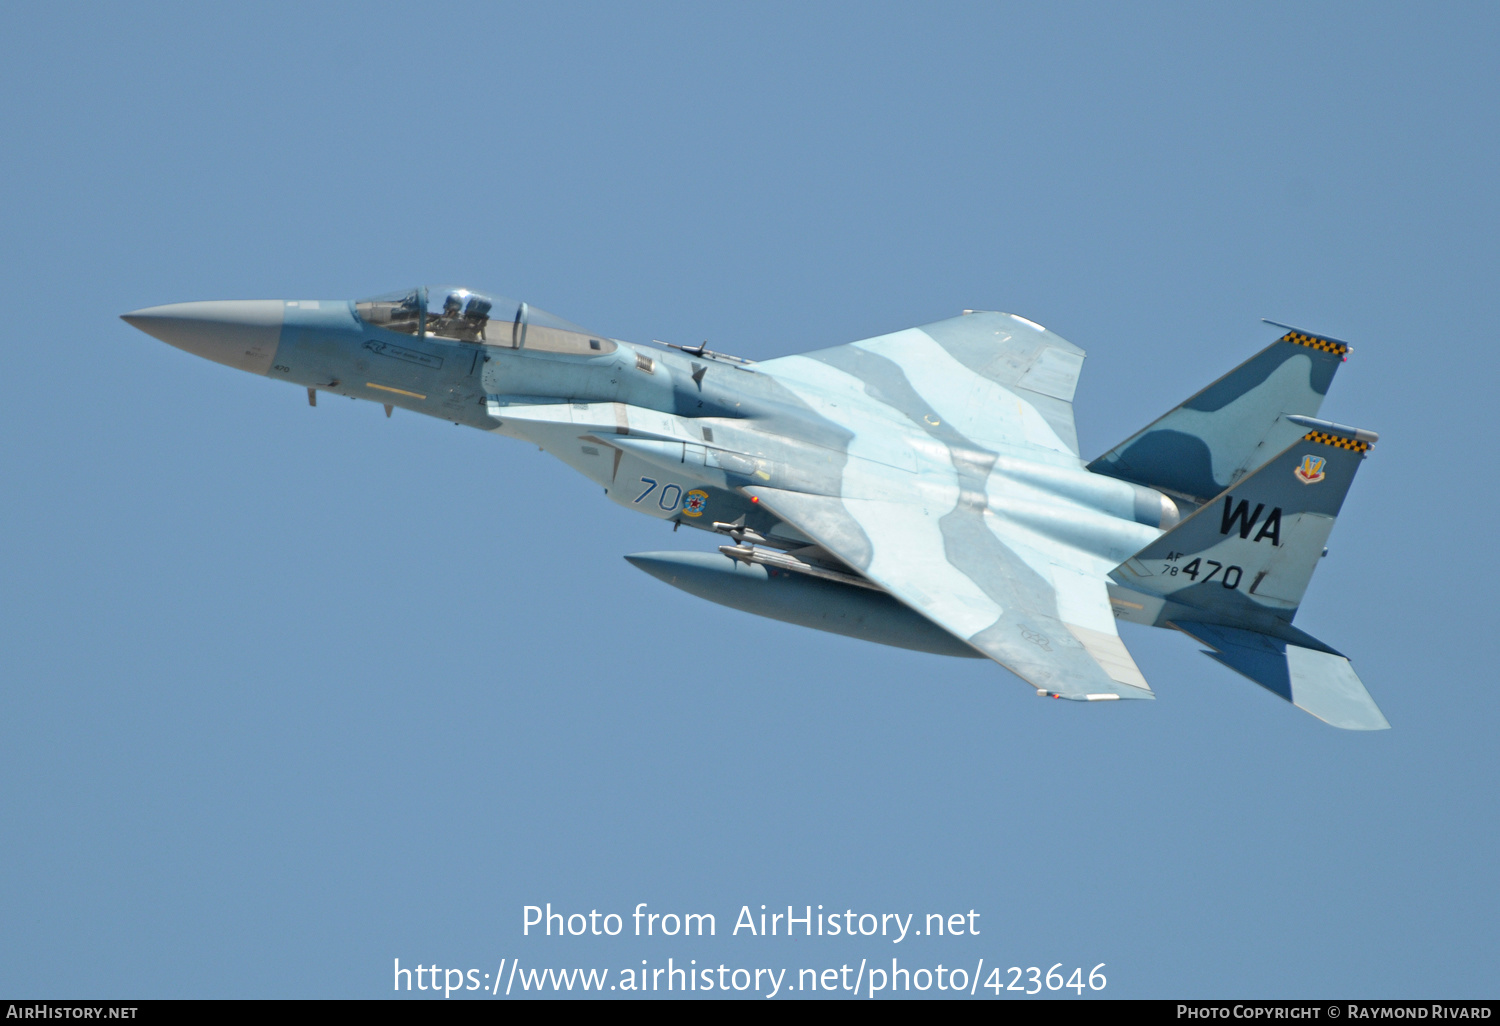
[1110,417,1376,623]
[1089,323,1349,502]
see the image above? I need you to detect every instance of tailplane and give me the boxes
[1174,622,1388,730]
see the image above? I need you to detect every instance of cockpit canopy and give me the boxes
[355,286,597,348]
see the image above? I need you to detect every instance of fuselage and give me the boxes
[124,288,1180,622]
[120,289,1389,725]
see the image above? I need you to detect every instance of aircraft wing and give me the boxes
[743,310,1150,699]
[758,310,1087,456]
[743,487,1152,700]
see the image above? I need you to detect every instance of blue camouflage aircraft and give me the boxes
[123,287,1386,729]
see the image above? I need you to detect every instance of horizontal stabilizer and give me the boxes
[1174,622,1389,730]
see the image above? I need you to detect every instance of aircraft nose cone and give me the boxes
[121,300,284,375]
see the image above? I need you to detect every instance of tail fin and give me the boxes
[1089,322,1349,503]
[1111,419,1386,730]
[1110,417,1376,622]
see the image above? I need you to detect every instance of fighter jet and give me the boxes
[122,286,1387,729]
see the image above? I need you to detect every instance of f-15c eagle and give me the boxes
[123,287,1386,729]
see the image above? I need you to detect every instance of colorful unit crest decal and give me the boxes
[682,489,709,517]
[1294,454,1327,485]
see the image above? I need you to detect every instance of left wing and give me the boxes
[744,309,1151,700]
[742,484,1153,702]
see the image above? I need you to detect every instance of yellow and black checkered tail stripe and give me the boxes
[1302,430,1370,452]
[1280,331,1349,356]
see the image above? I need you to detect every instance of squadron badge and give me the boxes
[683,489,709,517]
[1294,454,1327,485]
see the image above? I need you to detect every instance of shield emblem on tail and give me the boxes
[1294,454,1327,484]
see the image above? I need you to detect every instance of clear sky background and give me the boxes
[2,1,1496,999]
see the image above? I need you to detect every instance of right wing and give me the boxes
[745,309,1151,700]
[757,310,1088,456]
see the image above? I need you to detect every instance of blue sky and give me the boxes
[1,2,1496,998]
